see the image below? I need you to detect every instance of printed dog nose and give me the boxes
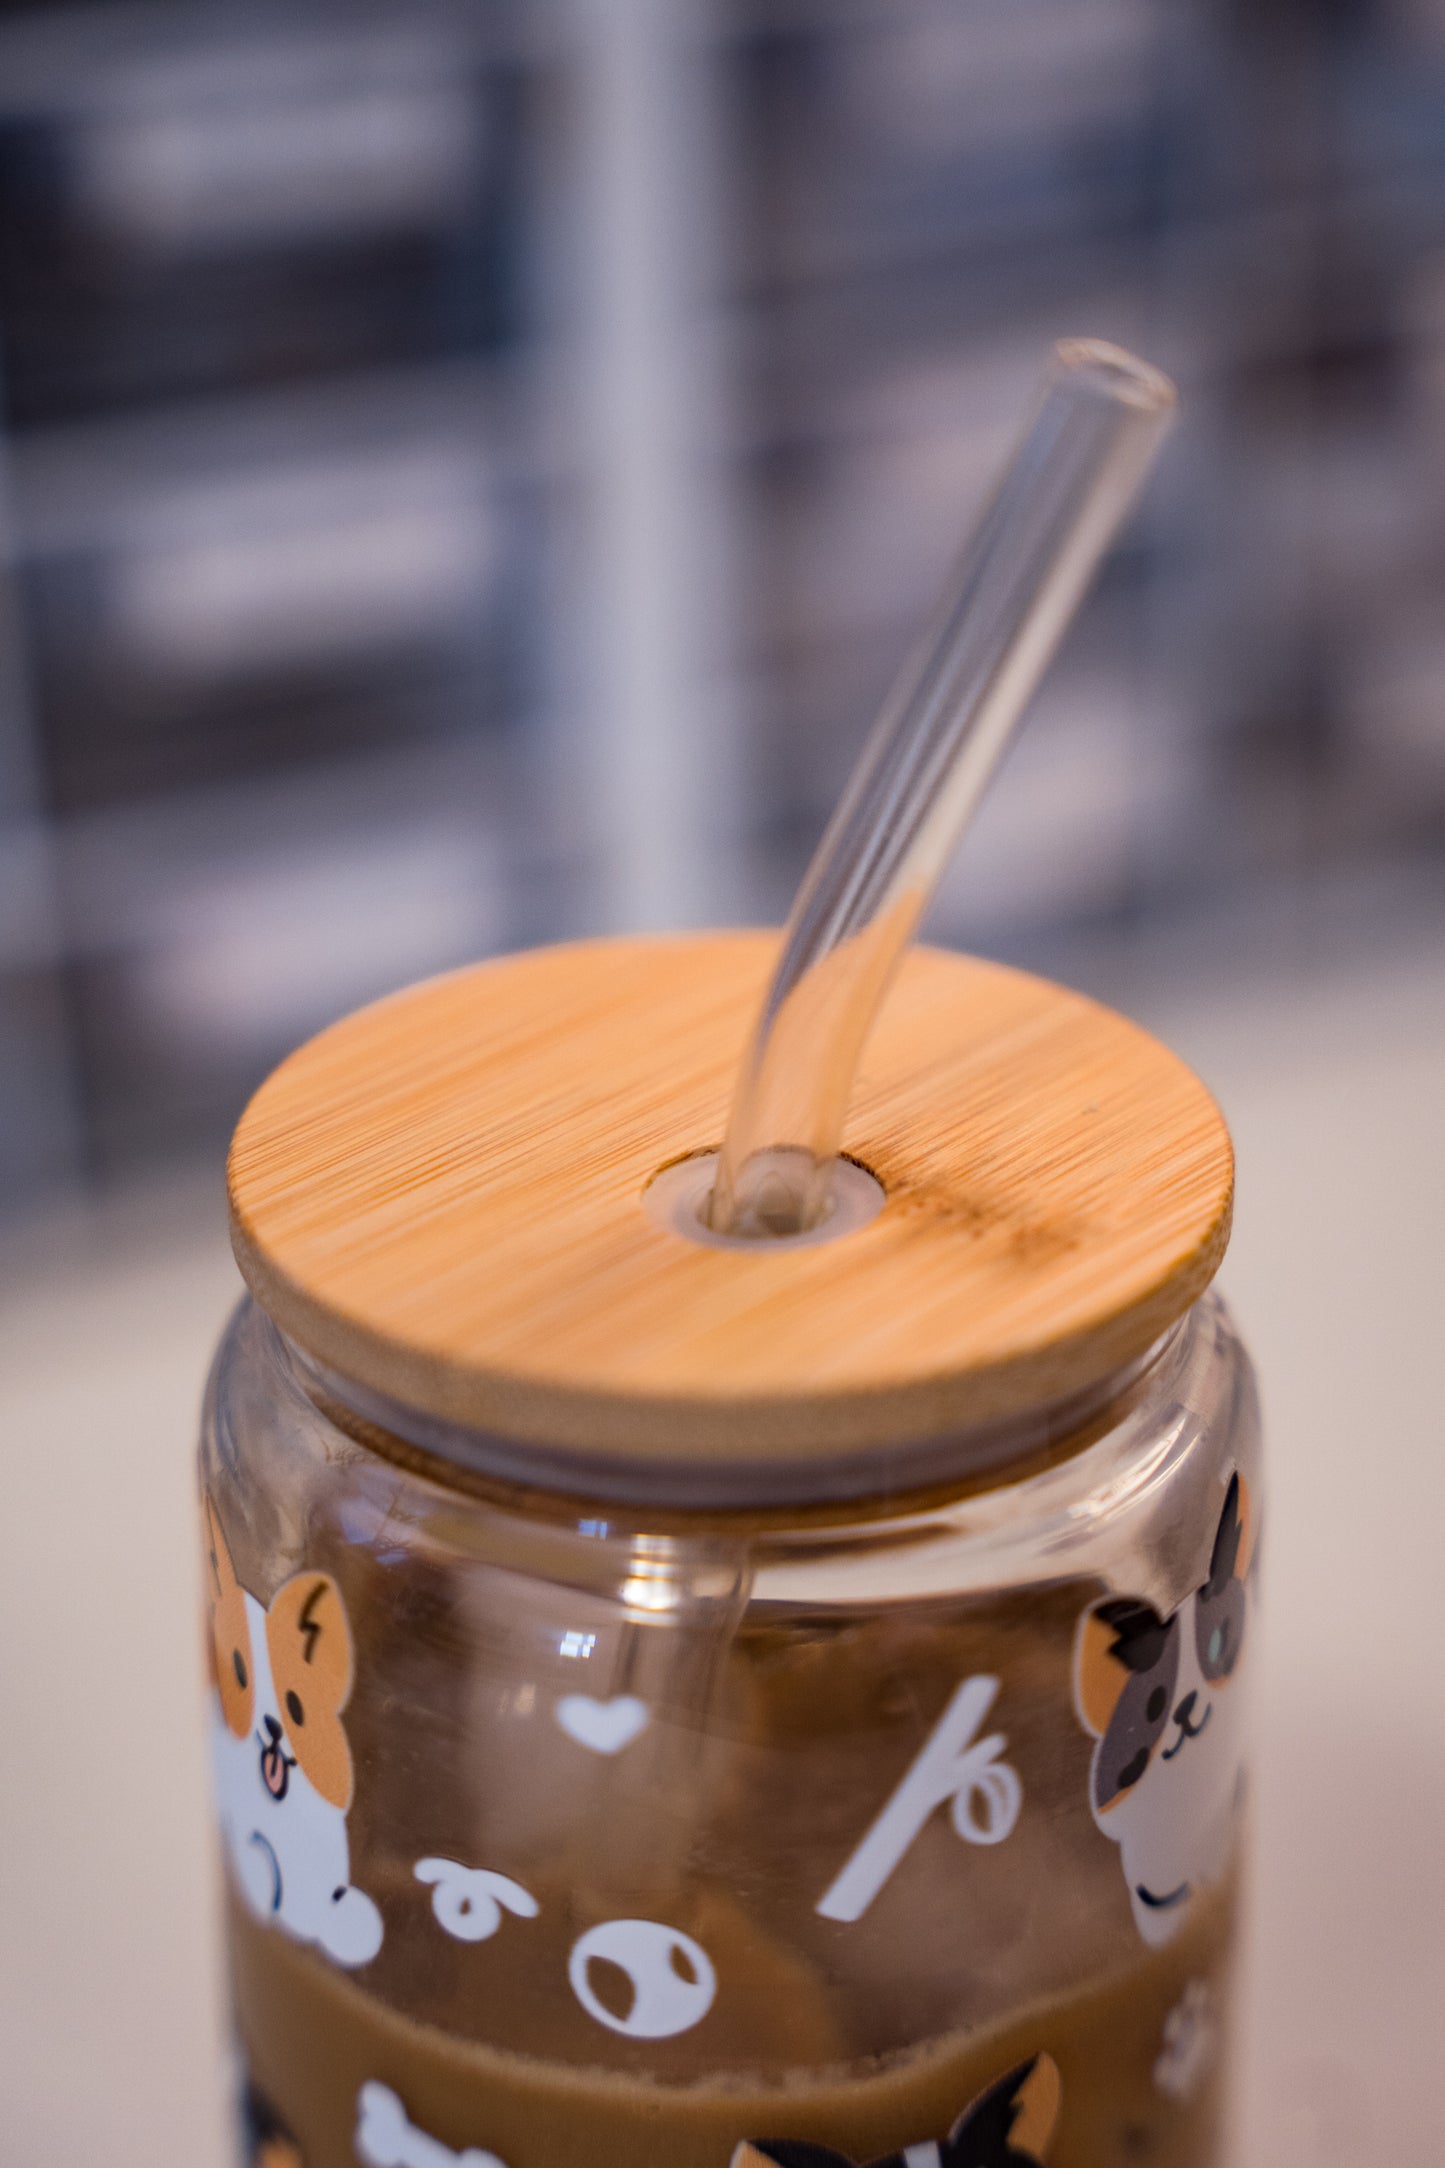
[1173,1690,1197,1728]
[259,1711,293,1801]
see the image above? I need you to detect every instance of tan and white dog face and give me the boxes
[1075,1473,1255,1946]
[203,1496,382,1969]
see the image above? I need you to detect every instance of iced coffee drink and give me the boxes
[204,935,1255,2168]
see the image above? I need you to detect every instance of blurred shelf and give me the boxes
[11,728,583,1181]
[0,0,565,115]
[0,1,566,426]
[1,0,1444,1217]
[5,358,567,812]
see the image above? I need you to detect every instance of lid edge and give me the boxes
[229,1186,1231,1460]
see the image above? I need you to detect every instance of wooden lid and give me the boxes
[228,933,1232,1480]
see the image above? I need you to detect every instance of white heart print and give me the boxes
[555,1694,650,1755]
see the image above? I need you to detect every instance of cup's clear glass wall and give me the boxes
[2,0,1443,1215]
[201,1281,1261,2167]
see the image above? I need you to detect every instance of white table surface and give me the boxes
[3,939,1442,2167]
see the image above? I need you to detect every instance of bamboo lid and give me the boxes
[228,933,1232,1478]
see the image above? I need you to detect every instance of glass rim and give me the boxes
[268,1300,1189,1522]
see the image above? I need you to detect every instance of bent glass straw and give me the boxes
[707,339,1177,1239]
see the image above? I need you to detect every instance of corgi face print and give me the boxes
[264,1572,356,1811]
[1075,1473,1255,1946]
[731,2053,1060,2168]
[203,1496,382,1969]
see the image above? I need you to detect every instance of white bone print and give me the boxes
[1153,1980,1216,2100]
[355,2081,508,2168]
[816,1676,1022,1922]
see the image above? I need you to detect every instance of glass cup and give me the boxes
[202,934,1257,2168]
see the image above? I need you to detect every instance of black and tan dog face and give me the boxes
[731,2054,1060,2168]
[1075,1473,1255,1945]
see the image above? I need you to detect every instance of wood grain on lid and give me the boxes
[227,933,1233,1465]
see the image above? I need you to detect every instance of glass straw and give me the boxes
[707,339,1177,1239]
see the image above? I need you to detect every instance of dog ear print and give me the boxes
[946,2052,1061,2165]
[256,2143,303,2168]
[730,2146,855,2168]
[1231,1472,1256,1582]
[203,1495,253,1741]
[1075,1607,1132,1737]
[243,2074,304,2168]
[1007,2053,1062,2161]
[203,1494,240,1599]
[734,2059,1063,2168]
[1199,1470,1257,1599]
[1194,1471,1256,1685]
[266,1573,355,1811]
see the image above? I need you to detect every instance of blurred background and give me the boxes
[1,1,1442,2164]
[2,0,1444,1203]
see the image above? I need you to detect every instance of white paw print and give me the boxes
[1154,1979,1216,2101]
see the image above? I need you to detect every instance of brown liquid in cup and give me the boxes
[231,1865,1237,2168]
[220,1545,1247,2168]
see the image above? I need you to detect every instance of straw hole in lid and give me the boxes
[644,1150,886,1252]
